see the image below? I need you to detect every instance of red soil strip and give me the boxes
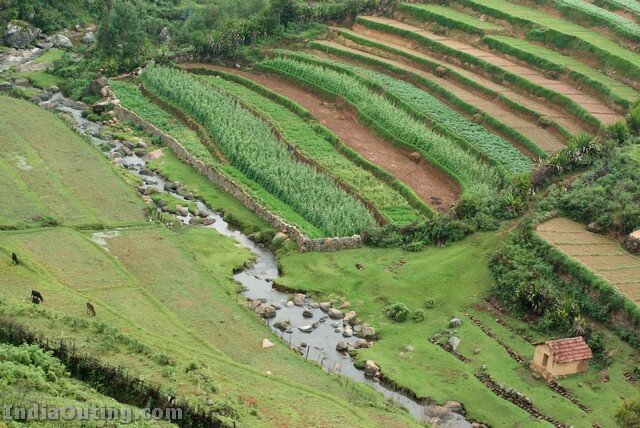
[358,17,624,126]
[182,63,461,211]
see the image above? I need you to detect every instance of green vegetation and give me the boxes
[0,96,145,229]
[355,16,603,129]
[538,142,640,235]
[596,0,640,19]
[0,225,420,427]
[483,35,639,108]
[110,79,326,238]
[141,66,375,237]
[398,3,504,34]
[261,55,502,195]
[278,230,639,426]
[554,0,640,41]
[279,49,534,174]
[455,0,640,81]
[199,74,422,226]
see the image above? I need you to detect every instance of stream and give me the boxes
[39,92,472,427]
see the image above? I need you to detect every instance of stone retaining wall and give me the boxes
[112,104,363,252]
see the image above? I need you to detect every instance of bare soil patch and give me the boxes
[182,63,461,211]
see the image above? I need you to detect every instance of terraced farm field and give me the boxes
[355,15,623,127]
[455,0,640,81]
[537,218,640,303]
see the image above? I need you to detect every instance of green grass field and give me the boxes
[0,226,419,427]
[0,96,146,229]
[278,229,639,427]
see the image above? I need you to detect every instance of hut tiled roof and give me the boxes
[546,337,592,364]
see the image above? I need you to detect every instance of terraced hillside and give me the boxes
[537,218,640,303]
[354,15,623,127]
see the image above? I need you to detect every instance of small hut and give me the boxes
[531,337,592,380]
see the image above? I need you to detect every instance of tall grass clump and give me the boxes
[140,66,375,237]
[261,56,502,196]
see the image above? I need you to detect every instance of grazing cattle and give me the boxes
[31,290,43,304]
[11,253,19,265]
[86,302,96,317]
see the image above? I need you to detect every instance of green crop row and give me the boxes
[140,66,376,237]
[111,79,328,237]
[260,55,503,196]
[482,35,639,108]
[356,16,603,130]
[594,0,640,19]
[198,74,423,226]
[276,49,533,175]
[453,0,640,81]
[554,0,640,42]
[398,3,504,34]
[335,29,571,144]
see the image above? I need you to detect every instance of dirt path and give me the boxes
[182,63,461,211]
[537,218,640,303]
[357,17,624,127]
[321,35,566,154]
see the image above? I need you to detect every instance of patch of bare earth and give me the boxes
[182,63,461,212]
[536,217,640,303]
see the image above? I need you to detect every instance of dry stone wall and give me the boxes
[112,103,363,252]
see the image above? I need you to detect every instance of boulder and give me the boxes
[447,336,461,352]
[202,218,215,226]
[255,303,276,319]
[449,317,462,328]
[273,320,290,331]
[293,293,305,306]
[47,85,59,93]
[302,309,313,318]
[82,31,96,44]
[342,327,353,338]
[0,82,13,92]
[364,360,379,377]
[355,339,370,349]
[587,222,604,234]
[319,302,332,312]
[328,308,343,319]
[4,20,40,49]
[338,301,351,309]
[174,205,189,217]
[404,345,414,353]
[285,300,294,308]
[85,77,108,97]
[625,230,640,253]
[361,324,376,338]
[444,401,464,415]
[298,324,313,333]
[261,339,275,349]
[343,311,357,323]
[155,198,167,208]
[158,26,171,43]
[409,151,422,163]
[336,341,349,352]
[48,33,73,49]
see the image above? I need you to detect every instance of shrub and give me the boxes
[424,298,436,309]
[385,302,410,322]
[413,309,426,323]
[616,398,640,428]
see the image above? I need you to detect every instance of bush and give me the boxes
[413,309,426,323]
[385,302,410,322]
[424,298,436,309]
[616,398,640,427]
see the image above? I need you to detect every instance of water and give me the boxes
[0,47,41,73]
[41,93,473,427]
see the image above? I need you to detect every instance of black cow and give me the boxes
[31,290,44,304]
[11,253,19,265]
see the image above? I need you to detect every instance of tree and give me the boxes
[96,0,148,72]
[616,398,640,427]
